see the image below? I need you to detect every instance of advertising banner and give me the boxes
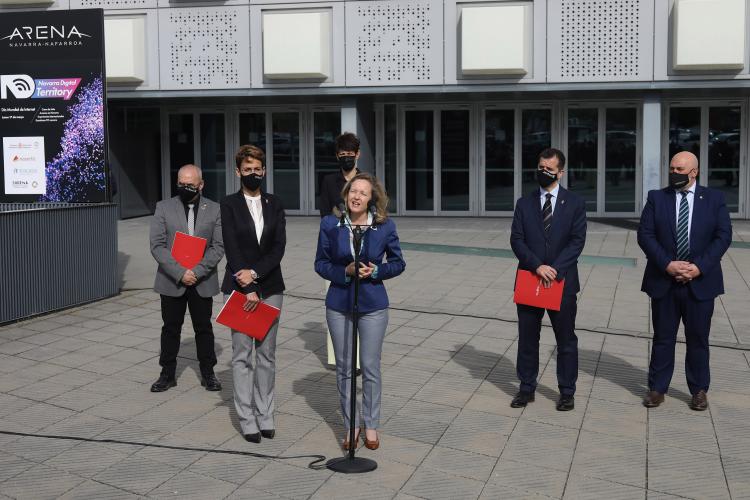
[0,9,107,203]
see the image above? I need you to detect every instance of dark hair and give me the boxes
[235,144,266,169]
[335,132,360,154]
[538,148,566,170]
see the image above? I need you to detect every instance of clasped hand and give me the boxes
[535,265,557,289]
[346,261,377,279]
[234,269,257,287]
[181,269,198,286]
[666,261,701,283]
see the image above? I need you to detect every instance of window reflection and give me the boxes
[567,108,598,212]
[485,109,514,211]
[313,112,340,210]
[405,111,434,211]
[272,113,300,210]
[384,105,398,212]
[709,106,741,212]
[522,109,552,196]
[199,113,226,203]
[605,108,637,212]
[669,107,700,160]
[441,110,470,211]
[169,114,194,198]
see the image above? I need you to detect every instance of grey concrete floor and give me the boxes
[0,216,749,499]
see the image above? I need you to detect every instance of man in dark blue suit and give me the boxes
[510,148,587,411]
[638,151,732,411]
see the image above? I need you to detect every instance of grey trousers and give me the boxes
[229,293,283,435]
[327,307,388,429]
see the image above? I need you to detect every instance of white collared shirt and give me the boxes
[243,194,263,244]
[675,183,696,243]
[343,212,374,258]
[539,184,560,215]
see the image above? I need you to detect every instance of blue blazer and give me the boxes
[315,215,406,313]
[510,187,587,296]
[637,185,732,301]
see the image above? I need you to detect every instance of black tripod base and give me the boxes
[326,456,378,474]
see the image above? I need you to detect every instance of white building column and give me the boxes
[341,98,375,173]
[642,96,662,208]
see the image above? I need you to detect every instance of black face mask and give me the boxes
[241,173,263,192]
[338,156,356,172]
[669,172,691,191]
[177,185,199,203]
[537,169,557,188]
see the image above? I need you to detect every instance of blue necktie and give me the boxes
[676,192,690,261]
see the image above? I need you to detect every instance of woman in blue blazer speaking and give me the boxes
[314,172,405,451]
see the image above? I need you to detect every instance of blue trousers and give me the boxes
[516,294,579,396]
[649,285,713,395]
[327,307,388,429]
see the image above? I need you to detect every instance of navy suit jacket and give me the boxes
[510,187,587,296]
[315,215,406,313]
[637,185,732,301]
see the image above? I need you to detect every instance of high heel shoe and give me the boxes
[342,430,361,451]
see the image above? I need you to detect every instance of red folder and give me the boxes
[216,291,281,341]
[513,270,565,311]
[171,231,207,270]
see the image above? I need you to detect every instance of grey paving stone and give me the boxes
[421,445,497,481]
[488,458,568,498]
[241,461,331,499]
[380,415,449,445]
[148,470,237,499]
[188,450,268,485]
[56,480,142,500]
[500,420,579,473]
[310,475,397,500]
[402,467,485,500]
[0,452,36,482]
[93,455,180,495]
[648,445,730,500]
[0,464,86,499]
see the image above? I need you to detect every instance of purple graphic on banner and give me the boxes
[40,76,104,202]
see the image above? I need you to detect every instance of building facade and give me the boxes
[3,0,748,219]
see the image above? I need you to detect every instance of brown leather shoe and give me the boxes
[364,432,379,450]
[342,430,360,451]
[643,390,665,408]
[690,390,708,411]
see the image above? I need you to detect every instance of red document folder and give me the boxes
[171,231,207,270]
[216,291,281,341]
[513,270,565,311]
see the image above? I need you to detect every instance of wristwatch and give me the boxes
[250,270,259,281]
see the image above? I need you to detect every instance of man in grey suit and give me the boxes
[149,164,224,393]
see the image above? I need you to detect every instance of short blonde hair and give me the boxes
[341,172,389,224]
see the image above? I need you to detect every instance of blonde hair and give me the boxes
[341,172,389,224]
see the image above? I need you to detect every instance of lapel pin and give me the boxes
[699,195,703,199]
[561,199,565,204]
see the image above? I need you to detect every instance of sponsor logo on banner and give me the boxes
[0,25,91,48]
[3,136,46,195]
[0,74,81,100]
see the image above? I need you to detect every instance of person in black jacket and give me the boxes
[220,145,286,443]
[319,132,361,217]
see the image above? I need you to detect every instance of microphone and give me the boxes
[336,202,347,225]
[368,202,377,228]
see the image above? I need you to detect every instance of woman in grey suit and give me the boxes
[221,145,286,443]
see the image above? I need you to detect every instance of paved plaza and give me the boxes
[1,216,750,499]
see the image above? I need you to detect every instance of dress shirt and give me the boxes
[675,183,696,245]
[243,194,264,244]
[539,184,560,214]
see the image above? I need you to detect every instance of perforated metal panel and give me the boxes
[158,6,250,90]
[548,0,654,82]
[71,0,155,9]
[345,0,443,86]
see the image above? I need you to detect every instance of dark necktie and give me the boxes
[543,193,553,235]
[677,192,690,260]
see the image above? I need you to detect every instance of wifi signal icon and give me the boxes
[0,74,35,99]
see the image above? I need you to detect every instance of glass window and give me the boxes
[441,110,470,211]
[484,109,515,211]
[708,106,741,212]
[669,107,701,160]
[605,108,637,212]
[238,112,268,192]
[405,110,434,211]
[567,108,598,212]
[199,114,226,203]
[272,112,300,210]
[384,104,398,212]
[168,114,194,197]
[313,111,340,210]
[521,109,552,196]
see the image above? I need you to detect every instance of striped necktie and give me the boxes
[676,192,690,261]
[543,193,553,235]
[187,203,195,236]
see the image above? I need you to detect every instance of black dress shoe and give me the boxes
[690,390,708,411]
[260,429,275,439]
[244,433,261,443]
[510,391,535,408]
[150,374,176,393]
[556,394,575,411]
[201,373,222,392]
[643,390,665,408]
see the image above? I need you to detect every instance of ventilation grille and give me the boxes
[161,8,248,89]
[347,0,442,86]
[73,0,152,9]
[560,0,641,79]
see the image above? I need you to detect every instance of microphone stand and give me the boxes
[326,217,378,474]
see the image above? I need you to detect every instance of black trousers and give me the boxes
[649,284,713,395]
[159,287,217,378]
[516,294,579,396]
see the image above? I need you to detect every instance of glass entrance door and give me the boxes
[667,102,745,216]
